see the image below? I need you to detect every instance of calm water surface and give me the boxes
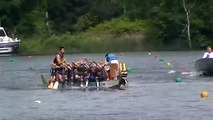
[0,51,213,120]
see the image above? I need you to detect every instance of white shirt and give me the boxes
[104,60,119,71]
[202,52,213,58]
[110,60,119,64]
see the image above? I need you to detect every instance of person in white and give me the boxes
[202,46,213,58]
[104,53,119,80]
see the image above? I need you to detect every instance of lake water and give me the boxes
[0,51,213,120]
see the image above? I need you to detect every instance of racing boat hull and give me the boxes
[41,74,128,90]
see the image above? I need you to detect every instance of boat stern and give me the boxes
[0,47,13,53]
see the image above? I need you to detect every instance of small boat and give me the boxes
[195,58,213,74]
[0,27,20,54]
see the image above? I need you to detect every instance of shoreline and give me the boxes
[0,50,203,57]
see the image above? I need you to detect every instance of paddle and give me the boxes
[41,74,58,89]
[52,81,59,89]
[41,74,48,86]
[72,61,79,68]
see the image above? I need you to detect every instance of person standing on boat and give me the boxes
[52,46,71,84]
[202,46,213,58]
[104,53,119,80]
[53,46,71,69]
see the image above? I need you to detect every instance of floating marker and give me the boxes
[159,59,164,62]
[200,91,208,98]
[181,72,191,75]
[120,52,124,56]
[127,67,132,73]
[148,52,151,56]
[189,71,197,77]
[9,58,14,62]
[28,56,32,60]
[166,62,171,66]
[168,70,176,74]
[175,77,182,82]
[34,100,41,103]
[181,68,188,72]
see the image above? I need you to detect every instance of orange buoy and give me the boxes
[120,52,124,56]
[28,56,32,60]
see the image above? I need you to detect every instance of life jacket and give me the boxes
[119,62,127,72]
[88,68,97,81]
[119,62,128,77]
[106,53,117,62]
[53,52,64,66]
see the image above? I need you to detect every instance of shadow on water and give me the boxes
[201,72,213,77]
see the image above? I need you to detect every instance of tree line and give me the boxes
[0,0,212,52]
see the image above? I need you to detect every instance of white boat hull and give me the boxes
[0,27,21,54]
[0,47,13,53]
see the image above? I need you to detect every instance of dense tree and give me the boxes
[0,0,212,49]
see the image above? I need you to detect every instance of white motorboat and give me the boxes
[0,27,20,53]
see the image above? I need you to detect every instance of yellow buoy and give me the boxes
[200,91,208,98]
[166,62,171,66]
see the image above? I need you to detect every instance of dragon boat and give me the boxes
[41,59,128,90]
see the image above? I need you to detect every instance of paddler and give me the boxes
[51,46,71,86]
[104,53,119,80]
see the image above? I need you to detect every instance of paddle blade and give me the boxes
[41,74,48,86]
[52,81,59,90]
[48,82,54,89]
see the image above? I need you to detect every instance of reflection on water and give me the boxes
[0,51,213,120]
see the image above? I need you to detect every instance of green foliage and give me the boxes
[0,0,212,54]
[16,9,47,37]
[190,0,213,47]
[19,37,45,54]
[75,13,98,32]
[89,18,146,33]
[19,18,154,54]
